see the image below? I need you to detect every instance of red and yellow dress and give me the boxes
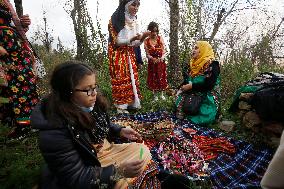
[144,36,168,91]
[108,20,141,108]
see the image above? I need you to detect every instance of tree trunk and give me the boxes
[42,16,52,52]
[71,0,88,61]
[14,0,23,17]
[168,0,182,87]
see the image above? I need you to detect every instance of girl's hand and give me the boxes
[119,159,144,178]
[120,127,142,141]
[20,14,31,28]
[157,58,164,62]
[0,46,8,56]
[181,83,192,92]
[152,57,158,63]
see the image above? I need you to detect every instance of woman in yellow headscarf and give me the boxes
[175,41,220,125]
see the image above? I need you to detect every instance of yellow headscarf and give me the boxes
[189,41,214,77]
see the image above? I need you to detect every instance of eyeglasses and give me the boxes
[74,85,99,96]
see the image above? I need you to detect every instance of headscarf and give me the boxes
[111,0,139,33]
[189,41,215,77]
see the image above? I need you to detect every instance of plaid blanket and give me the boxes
[111,111,273,189]
[210,140,272,189]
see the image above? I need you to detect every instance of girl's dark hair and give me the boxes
[147,21,159,33]
[46,60,109,129]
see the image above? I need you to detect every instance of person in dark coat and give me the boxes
[31,61,161,189]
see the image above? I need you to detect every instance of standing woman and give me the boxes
[144,21,168,101]
[0,0,39,138]
[175,41,220,125]
[108,0,150,113]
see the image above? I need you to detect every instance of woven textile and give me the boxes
[111,111,272,189]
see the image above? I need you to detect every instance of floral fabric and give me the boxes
[0,21,38,126]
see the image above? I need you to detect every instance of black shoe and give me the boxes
[127,105,141,111]
[157,170,171,181]
[159,172,192,189]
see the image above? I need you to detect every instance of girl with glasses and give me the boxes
[31,61,163,188]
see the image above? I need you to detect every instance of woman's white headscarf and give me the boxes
[125,0,137,21]
[124,0,139,30]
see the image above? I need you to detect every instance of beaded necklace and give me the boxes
[90,107,110,144]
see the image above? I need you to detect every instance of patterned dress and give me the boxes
[108,20,141,105]
[0,2,39,127]
[144,36,168,91]
[81,107,161,188]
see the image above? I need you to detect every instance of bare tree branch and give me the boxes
[271,17,284,40]
[220,0,239,25]
[14,0,23,17]
[209,8,225,43]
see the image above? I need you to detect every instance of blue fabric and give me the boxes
[134,46,143,65]
[111,111,272,189]
[210,140,272,189]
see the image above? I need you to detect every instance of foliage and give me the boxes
[0,0,283,187]
[64,0,107,70]
[32,43,74,97]
[0,97,9,104]
[0,125,43,189]
[220,52,256,109]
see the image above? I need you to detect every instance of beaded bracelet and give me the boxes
[112,162,125,181]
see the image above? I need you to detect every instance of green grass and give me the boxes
[0,126,43,189]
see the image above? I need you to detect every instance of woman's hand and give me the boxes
[130,34,142,43]
[20,15,31,28]
[181,83,192,92]
[0,46,8,56]
[119,159,144,178]
[140,31,151,42]
[120,127,142,141]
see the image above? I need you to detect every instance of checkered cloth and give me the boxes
[210,140,272,189]
[111,111,273,189]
